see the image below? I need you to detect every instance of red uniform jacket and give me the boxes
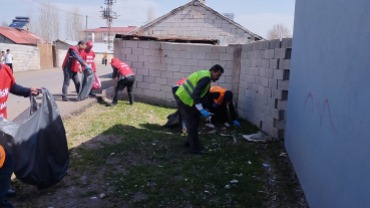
[81,50,96,72]
[62,46,83,72]
[0,64,15,119]
[111,60,134,77]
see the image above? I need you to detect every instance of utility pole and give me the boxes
[100,0,118,50]
[85,15,88,42]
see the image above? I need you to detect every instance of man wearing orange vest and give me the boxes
[61,41,92,102]
[0,63,41,207]
[108,58,135,106]
[208,86,240,127]
[81,41,96,96]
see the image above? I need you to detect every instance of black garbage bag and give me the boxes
[163,110,180,128]
[0,88,69,190]
[78,69,94,100]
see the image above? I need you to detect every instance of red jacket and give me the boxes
[62,46,82,72]
[111,60,134,77]
[0,64,15,119]
[81,50,96,72]
[174,78,187,87]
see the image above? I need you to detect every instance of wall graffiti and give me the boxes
[305,93,338,134]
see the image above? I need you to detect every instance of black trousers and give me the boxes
[176,97,201,151]
[6,64,12,74]
[113,75,135,104]
[172,86,186,129]
[62,68,80,98]
[104,59,107,66]
[0,149,14,208]
[210,105,229,124]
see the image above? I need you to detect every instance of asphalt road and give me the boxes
[7,65,114,120]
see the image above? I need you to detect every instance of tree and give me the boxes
[267,23,291,40]
[147,5,156,23]
[66,7,84,41]
[38,0,60,41]
[1,21,8,27]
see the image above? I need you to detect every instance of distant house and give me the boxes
[0,26,47,45]
[79,27,138,43]
[128,0,263,45]
[54,39,114,67]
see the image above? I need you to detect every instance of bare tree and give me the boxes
[38,0,60,41]
[267,23,291,40]
[1,20,8,27]
[28,9,38,33]
[147,5,156,23]
[65,7,84,41]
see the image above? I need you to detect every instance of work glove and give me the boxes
[85,65,92,70]
[200,109,211,118]
[234,120,240,127]
[212,103,218,108]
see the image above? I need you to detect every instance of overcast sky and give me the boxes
[1,0,296,39]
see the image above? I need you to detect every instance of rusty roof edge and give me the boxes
[116,34,219,44]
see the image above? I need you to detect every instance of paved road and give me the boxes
[7,65,114,120]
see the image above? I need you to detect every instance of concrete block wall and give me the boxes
[238,38,292,139]
[114,39,237,107]
[142,4,253,45]
[0,43,40,72]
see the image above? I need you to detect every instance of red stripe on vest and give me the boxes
[111,60,134,77]
[81,50,96,72]
[0,64,15,119]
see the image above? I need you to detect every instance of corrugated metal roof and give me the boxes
[0,26,48,45]
[82,27,138,33]
[55,39,113,53]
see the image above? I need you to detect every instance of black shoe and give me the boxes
[89,93,96,97]
[7,189,16,196]
[190,149,208,155]
[107,102,117,107]
[183,141,190,147]
[62,97,69,102]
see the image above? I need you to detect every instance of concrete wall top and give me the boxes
[285,0,370,207]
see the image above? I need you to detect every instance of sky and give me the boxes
[0,0,296,39]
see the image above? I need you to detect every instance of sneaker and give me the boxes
[62,97,69,102]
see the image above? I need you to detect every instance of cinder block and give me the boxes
[267,97,275,109]
[137,68,149,75]
[270,127,285,139]
[246,75,256,83]
[281,38,293,48]
[167,64,180,72]
[274,69,285,80]
[132,61,143,68]
[143,62,156,69]
[259,67,266,77]
[156,63,167,70]
[149,56,160,63]
[273,119,286,130]
[258,85,265,95]
[148,41,161,49]
[264,87,272,97]
[138,41,150,49]
[167,50,180,58]
[143,49,157,56]
[198,45,213,52]
[198,59,213,67]
[272,109,285,120]
[272,89,283,99]
[149,69,161,77]
[262,59,270,68]
[269,59,279,69]
[126,54,138,62]
[205,52,220,60]
[173,43,187,51]
[265,68,274,78]
[212,46,227,53]
[143,75,155,83]
[278,80,290,91]
[121,48,132,54]
[186,44,200,52]
[180,65,193,72]
[174,72,185,79]
[173,57,187,65]
[192,51,206,59]
[269,78,278,89]
[143,89,156,97]
[252,42,259,50]
[277,100,288,110]
[269,39,281,49]
[250,67,259,75]
[185,59,199,66]
[279,59,291,69]
[161,43,174,50]
[259,77,269,87]
[137,82,149,89]
[274,48,290,59]
[161,57,173,64]
[149,83,160,91]
[161,71,173,78]
[220,53,233,61]
[179,51,193,58]
[138,55,149,62]
[258,40,270,49]
[126,41,138,48]
[159,84,171,93]
[155,77,167,85]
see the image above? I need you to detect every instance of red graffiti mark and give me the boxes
[305,93,338,134]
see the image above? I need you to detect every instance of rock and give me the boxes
[80,176,87,181]
[100,193,106,199]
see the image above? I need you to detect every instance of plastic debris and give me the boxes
[263,164,270,167]
[219,133,231,137]
[208,129,217,134]
[152,143,156,146]
[110,152,115,156]
[224,122,231,127]
[206,123,215,128]
[225,184,231,189]
[243,132,273,143]
[80,176,87,181]
[204,190,210,194]
[248,161,252,165]
[279,152,287,157]
[230,179,239,184]
[91,197,97,200]
[100,193,106,199]
[233,173,243,177]
[185,178,188,181]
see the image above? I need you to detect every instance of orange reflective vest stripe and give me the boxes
[0,145,5,168]
[210,86,230,105]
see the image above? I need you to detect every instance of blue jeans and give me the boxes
[0,149,14,208]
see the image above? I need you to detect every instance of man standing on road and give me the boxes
[81,41,96,96]
[175,65,224,154]
[61,41,92,102]
[108,58,135,106]
[1,51,5,65]
[0,63,41,208]
[5,49,13,74]
[104,52,108,66]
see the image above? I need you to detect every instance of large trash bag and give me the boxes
[0,88,69,190]
[78,69,94,100]
[163,110,180,128]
